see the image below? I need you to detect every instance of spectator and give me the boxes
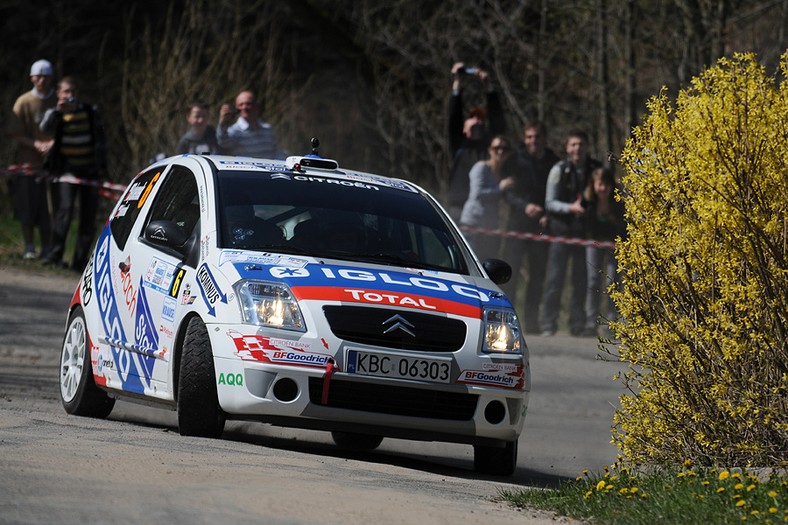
[460,135,516,261]
[217,90,283,158]
[7,59,56,260]
[40,76,107,271]
[539,129,602,337]
[445,62,505,220]
[583,166,626,337]
[176,102,221,155]
[500,121,561,333]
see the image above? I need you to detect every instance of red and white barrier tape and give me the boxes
[460,225,616,249]
[1,163,127,199]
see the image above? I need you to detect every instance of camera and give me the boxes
[461,66,479,75]
[65,96,76,105]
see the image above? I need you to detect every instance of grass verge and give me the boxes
[499,461,786,524]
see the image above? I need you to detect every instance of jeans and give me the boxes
[47,180,99,270]
[540,242,587,334]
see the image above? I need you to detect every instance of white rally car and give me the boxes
[59,147,529,475]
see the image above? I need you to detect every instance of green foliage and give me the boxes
[612,52,788,466]
[500,461,787,525]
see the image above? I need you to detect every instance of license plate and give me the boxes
[346,350,451,383]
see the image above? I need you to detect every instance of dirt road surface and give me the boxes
[0,266,624,524]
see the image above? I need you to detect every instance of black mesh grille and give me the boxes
[322,305,466,352]
[308,377,478,420]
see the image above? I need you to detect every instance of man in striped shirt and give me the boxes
[40,76,107,271]
[217,90,283,159]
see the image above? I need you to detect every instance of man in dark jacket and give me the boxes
[500,121,560,333]
[41,76,107,271]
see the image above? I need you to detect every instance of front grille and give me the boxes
[308,377,478,420]
[323,305,466,352]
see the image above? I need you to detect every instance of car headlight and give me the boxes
[234,280,305,332]
[482,308,522,354]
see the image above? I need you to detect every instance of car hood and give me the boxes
[215,249,511,319]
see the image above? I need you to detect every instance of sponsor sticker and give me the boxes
[457,365,525,390]
[134,283,158,383]
[196,264,227,316]
[226,331,330,368]
[161,296,176,322]
[143,257,177,294]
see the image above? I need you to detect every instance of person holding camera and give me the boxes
[40,76,107,271]
[445,62,506,220]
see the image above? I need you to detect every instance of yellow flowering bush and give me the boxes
[613,52,788,465]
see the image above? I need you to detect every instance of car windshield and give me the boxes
[215,170,469,274]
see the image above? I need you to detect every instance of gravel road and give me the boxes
[0,266,623,524]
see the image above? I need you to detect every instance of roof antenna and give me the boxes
[311,137,320,156]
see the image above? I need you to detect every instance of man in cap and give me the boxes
[8,59,56,259]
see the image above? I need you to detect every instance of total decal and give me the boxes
[457,363,526,390]
[226,330,333,368]
[93,227,150,395]
[233,262,510,318]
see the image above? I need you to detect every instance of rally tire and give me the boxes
[473,440,518,476]
[177,316,226,438]
[59,307,115,418]
[331,431,384,451]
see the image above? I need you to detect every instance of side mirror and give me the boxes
[482,258,512,285]
[145,220,189,251]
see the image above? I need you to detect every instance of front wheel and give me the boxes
[59,307,115,418]
[474,440,518,476]
[177,317,225,438]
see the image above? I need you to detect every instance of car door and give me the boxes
[94,164,167,396]
[120,163,204,398]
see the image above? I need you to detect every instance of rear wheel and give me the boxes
[177,317,225,438]
[331,431,384,451]
[473,440,518,476]
[59,307,115,418]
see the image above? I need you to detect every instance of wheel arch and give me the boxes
[172,311,204,402]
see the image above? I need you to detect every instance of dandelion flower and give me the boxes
[768,507,777,514]
[719,471,731,481]
[596,480,606,490]
[746,484,756,492]
[735,483,745,490]
[717,487,726,493]
[736,500,746,507]
[767,491,777,497]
